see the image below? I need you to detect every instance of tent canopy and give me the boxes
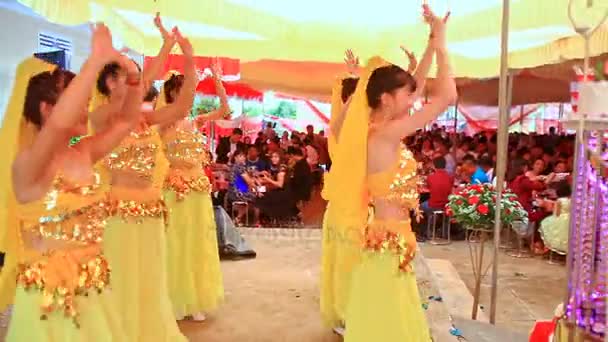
[19,0,608,73]
[18,0,608,102]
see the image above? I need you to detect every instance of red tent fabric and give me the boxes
[196,78,263,100]
[143,55,240,80]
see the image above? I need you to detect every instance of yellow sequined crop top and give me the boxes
[161,126,210,169]
[14,173,111,327]
[105,128,169,189]
[367,145,419,211]
[17,172,108,247]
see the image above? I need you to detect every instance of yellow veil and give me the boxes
[155,70,181,110]
[0,57,56,309]
[325,56,391,238]
[322,73,357,201]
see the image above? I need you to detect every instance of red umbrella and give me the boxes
[143,55,240,80]
[196,78,263,100]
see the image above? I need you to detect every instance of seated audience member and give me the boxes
[246,144,270,172]
[227,148,261,225]
[256,151,298,222]
[526,158,547,182]
[216,128,245,164]
[255,131,267,146]
[462,154,489,184]
[479,156,494,183]
[267,137,282,155]
[422,157,453,213]
[455,138,472,162]
[435,139,455,175]
[538,181,571,255]
[280,131,291,150]
[287,146,313,206]
[507,158,546,223]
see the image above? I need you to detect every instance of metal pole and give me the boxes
[519,105,524,132]
[453,102,458,133]
[558,103,564,133]
[489,0,511,325]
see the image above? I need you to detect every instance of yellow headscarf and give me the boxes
[0,57,56,310]
[325,56,391,238]
[155,70,181,110]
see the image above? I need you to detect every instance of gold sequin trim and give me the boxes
[108,199,168,224]
[106,143,158,181]
[29,202,109,244]
[44,173,102,211]
[363,228,416,273]
[164,129,210,167]
[387,146,421,218]
[164,174,211,201]
[17,253,110,328]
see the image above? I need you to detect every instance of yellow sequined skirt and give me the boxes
[7,286,126,341]
[6,250,125,341]
[319,204,362,328]
[164,188,224,316]
[103,196,186,342]
[344,219,431,342]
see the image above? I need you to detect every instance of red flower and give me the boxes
[477,204,489,215]
[470,185,483,192]
[446,207,453,216]
[456,200,464,205]
[468,196,480,205]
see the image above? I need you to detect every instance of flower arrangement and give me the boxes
[445,183,528,229]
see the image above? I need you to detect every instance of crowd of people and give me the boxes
[405,124,573,255]
[211,124,329,226]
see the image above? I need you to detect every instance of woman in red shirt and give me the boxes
[507,159,546,222]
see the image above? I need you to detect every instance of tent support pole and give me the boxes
[490,0,511,325]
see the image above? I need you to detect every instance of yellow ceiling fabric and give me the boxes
[17,0,91,25]
[19,0,608,89]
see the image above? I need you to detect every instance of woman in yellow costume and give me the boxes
[319,49,361,334]
[158,62,229,321]
[321,29,433,335]
[90,15,196,341]
[0,24,142,341]
[327,6,456,341]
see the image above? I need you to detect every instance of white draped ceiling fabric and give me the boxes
[15,0,608,135]
[17,0,608,98]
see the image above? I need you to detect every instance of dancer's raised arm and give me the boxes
[195,60,230,126]
[146,29,196,126]
[14,23,122,187]
[383,8,456,139]
[143,13,176,89]
[329,49,359,142]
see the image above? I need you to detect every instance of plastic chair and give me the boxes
[231,201,249,226]
[506,220,534,258]
[426,210,451,245]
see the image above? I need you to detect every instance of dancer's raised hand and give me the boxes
[175,27,193,57]
[211,58,223,79]
[400,45,417,73]
[154,12,174,42]
[90,22,121,64]
[344,49,359,74]
[422,4,447,48]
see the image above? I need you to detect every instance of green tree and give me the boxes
[268,101,297,119]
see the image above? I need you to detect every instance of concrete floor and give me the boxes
[421,241,567,334]
[181,228,566,341]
